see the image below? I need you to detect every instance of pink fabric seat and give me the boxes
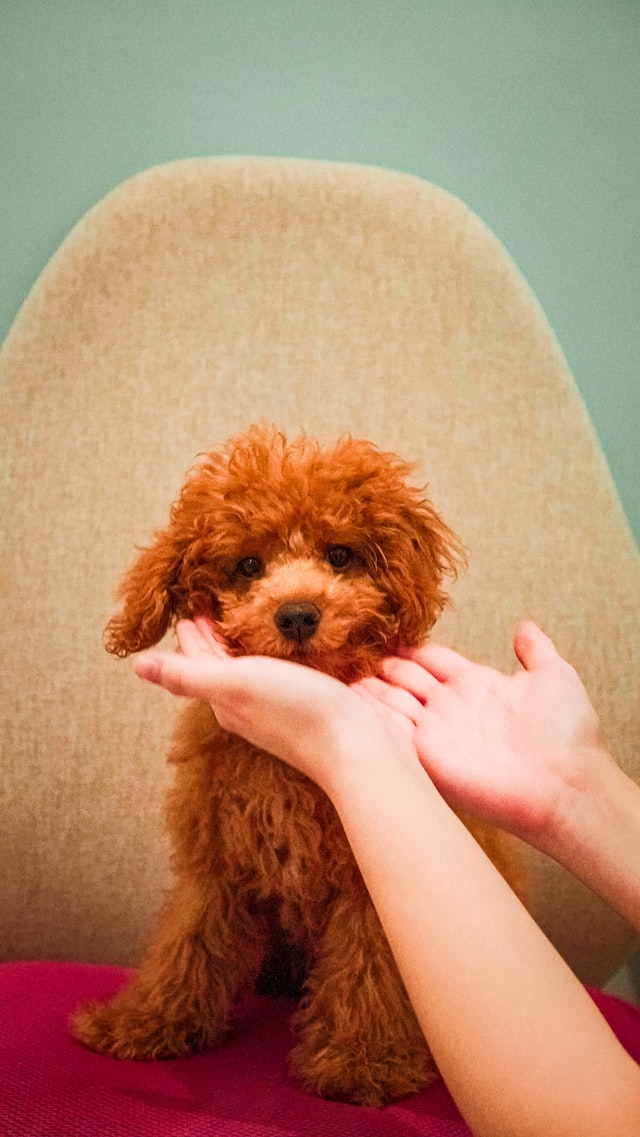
[2,963,640,1136]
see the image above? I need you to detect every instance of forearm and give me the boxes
[327,747,640,1137]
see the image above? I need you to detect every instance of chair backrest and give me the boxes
[2,157,638,983]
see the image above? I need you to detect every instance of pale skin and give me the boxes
[135,618,640,1137]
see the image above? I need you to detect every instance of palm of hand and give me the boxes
[362,622,607,848]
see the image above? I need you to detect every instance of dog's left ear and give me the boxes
[376,492,466,644]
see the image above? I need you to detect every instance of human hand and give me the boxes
[356,621,614,853]
[134,617,417,794]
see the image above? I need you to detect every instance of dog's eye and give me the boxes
[326,545,353,572]
[236,556,264,580]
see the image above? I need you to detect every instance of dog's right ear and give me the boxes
[103,528,186,657]
[105,447,232,657]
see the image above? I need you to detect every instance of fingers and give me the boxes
[397,641,470,684]
[353,681,416,738]
[175,619,209,656]
[194,615,231,651]
[356,675,425,726]
[402,625,562,684]
[378,656,443,702]
[513,620,561,671]
[176,617,230,659]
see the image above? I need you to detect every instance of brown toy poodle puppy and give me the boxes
[72,424,522,1106]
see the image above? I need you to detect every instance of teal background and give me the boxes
[2,0,638,541]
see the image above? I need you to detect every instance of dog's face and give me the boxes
[105,427,463,683]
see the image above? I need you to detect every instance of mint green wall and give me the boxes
[2,1,638,540]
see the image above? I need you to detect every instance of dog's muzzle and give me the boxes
[274,601,321,643]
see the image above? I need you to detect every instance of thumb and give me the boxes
[513,620,562,672]
[134,650,228,700]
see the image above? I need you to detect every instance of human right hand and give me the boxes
[356,621,615,856]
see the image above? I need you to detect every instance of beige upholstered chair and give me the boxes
[2,157,639,988]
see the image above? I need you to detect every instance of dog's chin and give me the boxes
[277,641,346,678]
[223,633,388,685]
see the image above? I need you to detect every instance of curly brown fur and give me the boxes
[72,425,522,1106]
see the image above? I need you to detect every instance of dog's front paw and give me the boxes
[290,1033,435,1107]
[71,994,224,1060]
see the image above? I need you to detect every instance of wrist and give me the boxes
[538,751,640,928]
[322,702,428,809]
[539,745,624,857]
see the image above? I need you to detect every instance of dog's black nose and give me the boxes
[275,601,321,643]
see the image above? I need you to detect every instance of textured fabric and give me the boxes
[1,158,639,982]
[2,964,640,1136]
[0,963,472,1136]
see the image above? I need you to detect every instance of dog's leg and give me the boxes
[290,890,435,1107]
[71,876,265,1059]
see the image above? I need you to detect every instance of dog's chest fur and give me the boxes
[167,700,358,924]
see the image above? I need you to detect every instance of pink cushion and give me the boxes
[2,963,639,1136]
